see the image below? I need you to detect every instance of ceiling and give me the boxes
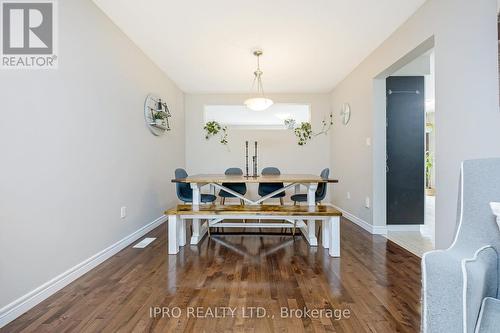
[93,0,426,94]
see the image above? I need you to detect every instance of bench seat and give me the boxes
[165,204,342,257]
[165,204,342,217]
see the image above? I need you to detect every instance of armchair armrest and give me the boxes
[462,246,498,333]
[422,250,464,333]
[422,246,499,333]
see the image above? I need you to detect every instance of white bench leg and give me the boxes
[328,216,340,257]
[178,216,186,247]
[168,215,179,255]
[322,218,330,249]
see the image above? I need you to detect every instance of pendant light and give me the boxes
[244,50,273,111]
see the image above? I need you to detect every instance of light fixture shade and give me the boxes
[244,97,274,111]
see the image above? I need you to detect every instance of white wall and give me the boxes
[330,0,500,248]
[185,94,331,201]
[0,0,184,312]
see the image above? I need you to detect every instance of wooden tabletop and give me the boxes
[172,174,339,184]
[165,204,342,216]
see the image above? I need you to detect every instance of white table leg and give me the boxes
[307,183,317,206]
[328,216,340,257]
[308,220,317,246]
[168,215,179,254]
[299,219,318,246]
[191,183,201,206]
[322,218,330,249]
[189,217,208,245]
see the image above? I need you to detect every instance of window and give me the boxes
[204,104,310,129]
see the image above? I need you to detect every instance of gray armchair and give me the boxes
[422,158,500,333]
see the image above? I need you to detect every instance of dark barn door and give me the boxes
[386,76,425,225]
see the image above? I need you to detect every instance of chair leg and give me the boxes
[280,198,284,205]
[292,220,297,237]
[221,197,225,205]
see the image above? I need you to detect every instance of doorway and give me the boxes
[386,76,425,225]
[378,48,436,256]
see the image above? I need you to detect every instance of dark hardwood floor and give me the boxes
[3,219,421,333]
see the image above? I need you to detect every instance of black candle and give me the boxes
[254,141,258,177]
[245,141,249,177]
[252,156,256,177]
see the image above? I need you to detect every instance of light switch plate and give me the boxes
[120,206,127,219]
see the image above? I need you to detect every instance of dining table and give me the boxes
[171,173,339,245]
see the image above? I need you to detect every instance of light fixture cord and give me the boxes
[255,54,265,96]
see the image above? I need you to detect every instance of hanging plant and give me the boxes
[294,122,313,146]
[286,112,334,146]
[315,112,334,136]
[204,121,228,145]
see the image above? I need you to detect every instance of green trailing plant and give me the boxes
[153,111,165,120]
[286,112,334,145]
[315,112,334,136]
[425,151,433,189]
[204,121,228,145]
[294,122,313,146]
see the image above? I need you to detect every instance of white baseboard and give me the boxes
[0,215,167,328]
[386,224,423,232]
[330,204,387,235]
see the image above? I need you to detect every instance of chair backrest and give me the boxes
[453,159,500,255]
[316,168,330,200]
[452,159,500,331]
[174,168,191,201]
[225,167,243,175]
[261,167,281,175]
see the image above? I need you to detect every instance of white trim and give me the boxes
[386,224,422,232]
[451,161,465,249]
[0,215,167,328]
[331,204,387,234]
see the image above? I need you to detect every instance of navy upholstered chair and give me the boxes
[175,168,216,203]
[258,167,285,205]
[291,168,329,205]
[219,168,247,204]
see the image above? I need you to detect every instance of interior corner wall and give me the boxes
[184,93,332,201]
[0,0,185,311]
[329,0,500,248]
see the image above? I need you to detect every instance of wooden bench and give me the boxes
[164,204,342,257]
